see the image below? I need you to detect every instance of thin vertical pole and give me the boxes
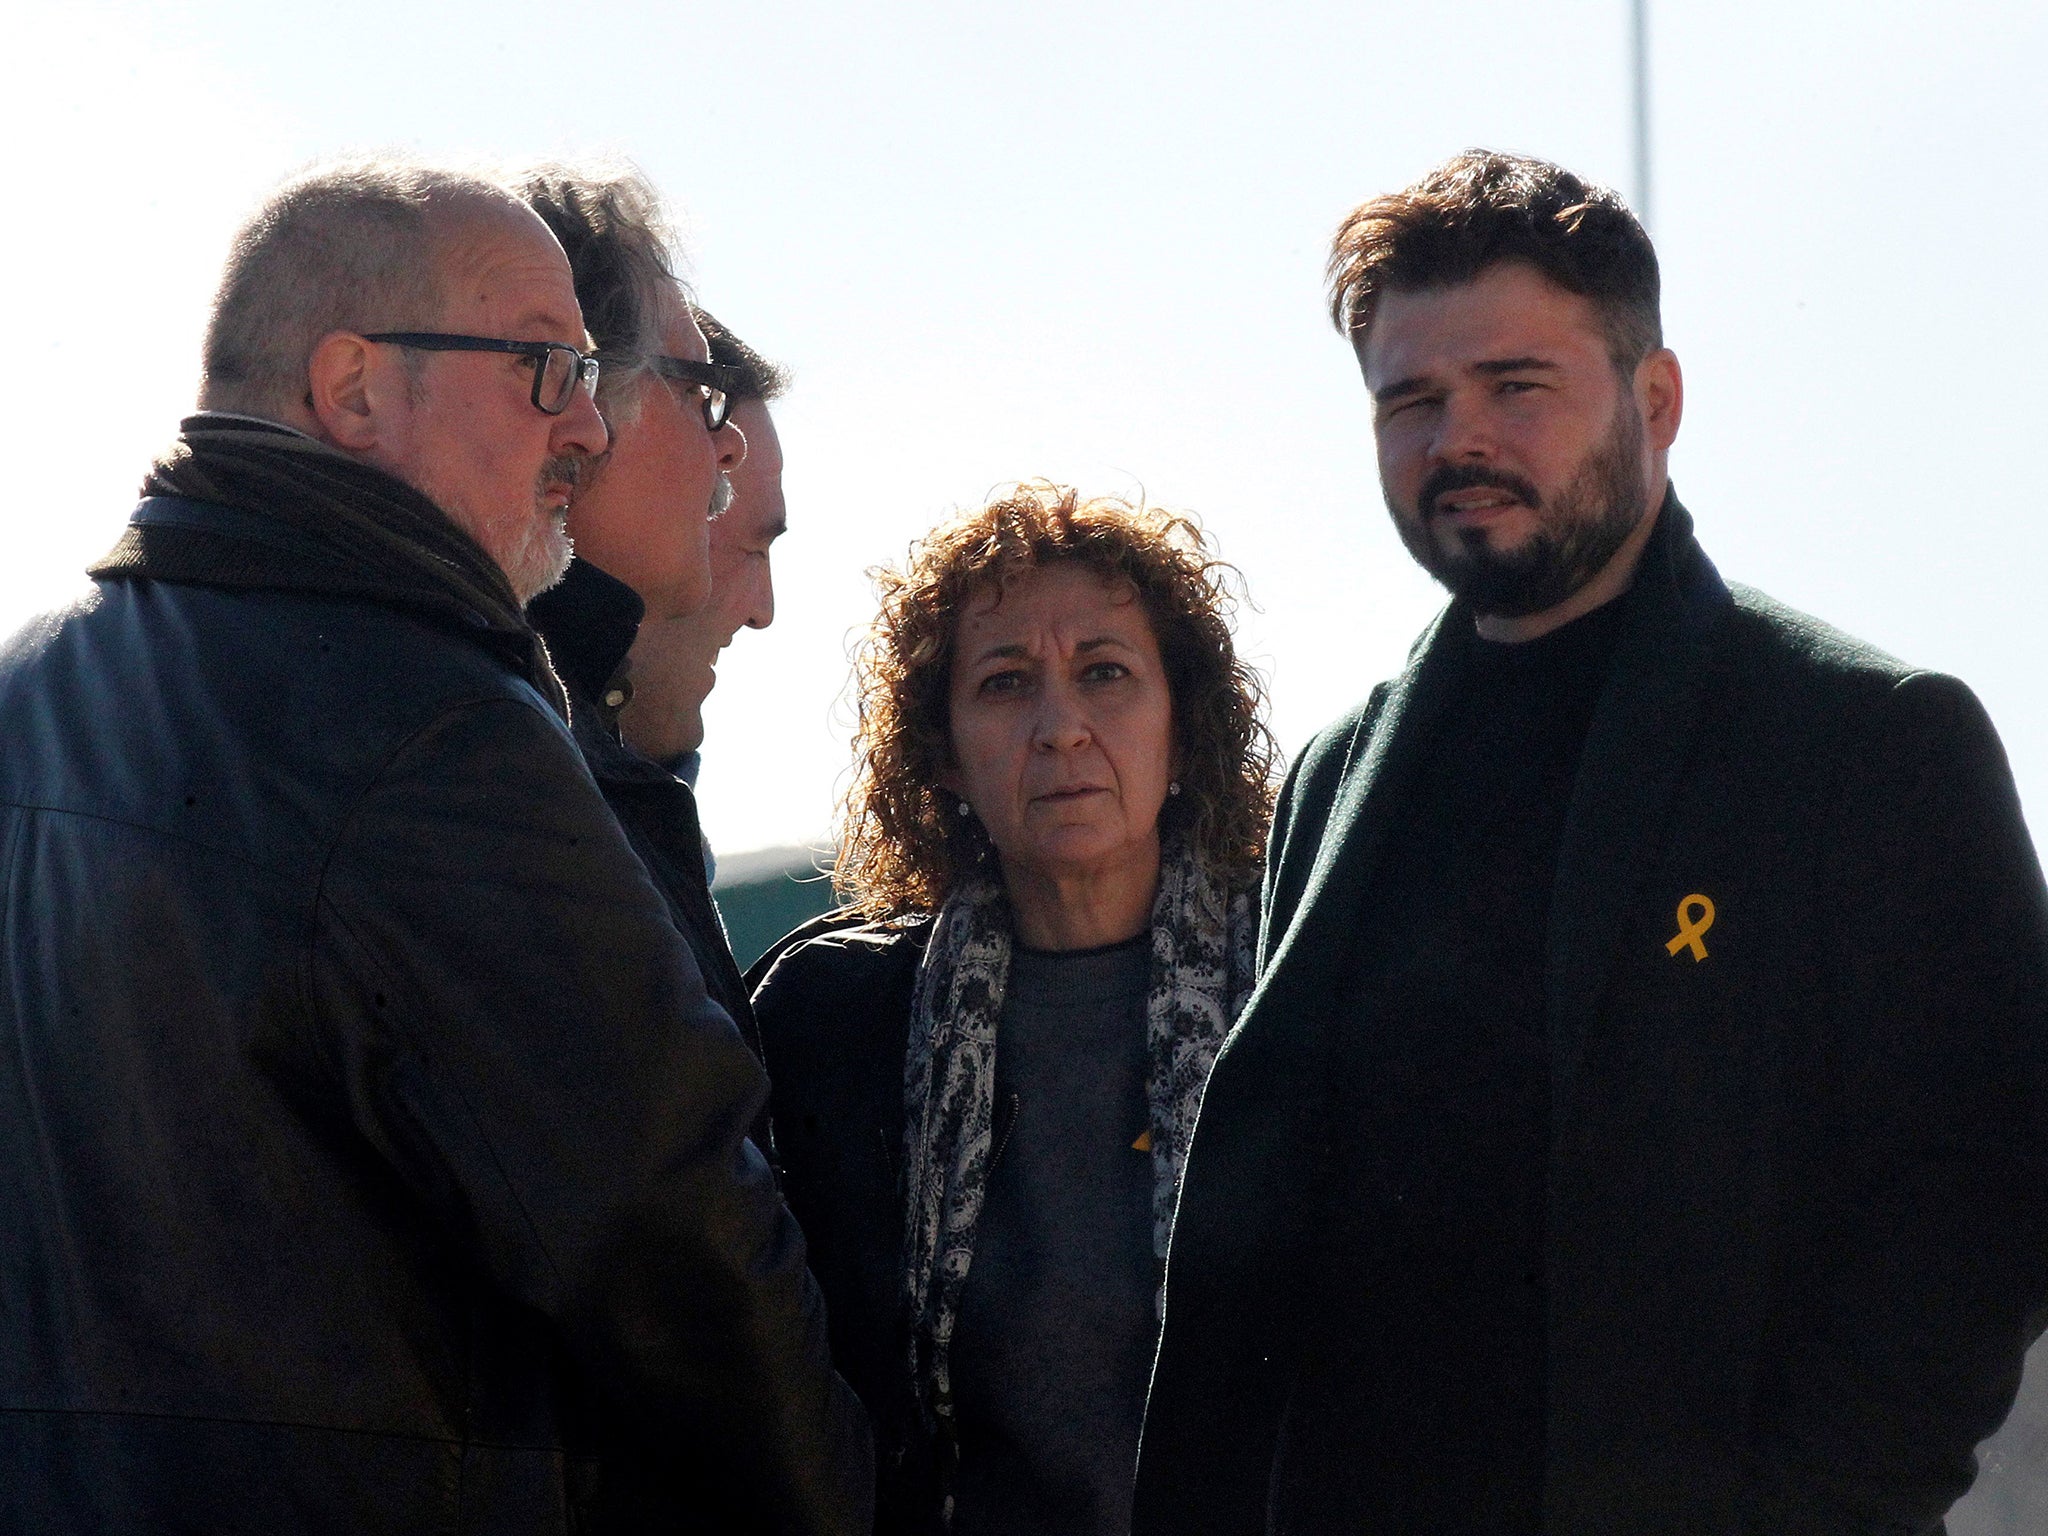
[1631,0,1653,227]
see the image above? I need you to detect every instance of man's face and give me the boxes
[1359,261,1659,618]
[617,396,785,759]
[390,201,608,603]
[566,300,736,622]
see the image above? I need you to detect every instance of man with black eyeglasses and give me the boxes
[515,167,781,1127]
[0,155,872,1535]
[617,310,792,819]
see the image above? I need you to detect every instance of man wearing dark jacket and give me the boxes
[610,309,786,806]
[1134,151,2048,1535]
[0,157,870,1534]
[614,307,792,868]
[517,165,771,1077]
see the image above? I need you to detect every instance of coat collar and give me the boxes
[1257,486,1731,1060]
[525,558,687,790]
[1258,598,1473,980]
[526,557,643,711]
[111,494,569,716]
[1544,487,1731,1079]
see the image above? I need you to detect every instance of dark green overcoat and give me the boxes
[1135,495,2048,1536]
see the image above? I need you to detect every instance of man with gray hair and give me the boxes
[0,157,871,1534]
[516,168,777,1105]
[617,308,792,783]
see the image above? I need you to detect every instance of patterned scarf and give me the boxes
[901,837,1258,1436]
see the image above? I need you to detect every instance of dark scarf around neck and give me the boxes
[91,414,568,719]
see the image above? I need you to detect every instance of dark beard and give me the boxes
[1392,400,1649,618]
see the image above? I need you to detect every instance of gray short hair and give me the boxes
[514,160,691,423]
[198,154,518,417]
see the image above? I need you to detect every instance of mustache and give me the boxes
[1416,462,1543,518]
[537,454,585,494]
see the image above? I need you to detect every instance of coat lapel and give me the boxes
[1251,490,1731,1100]
[1259,602,1473,986]
[1545,490,1733,1090]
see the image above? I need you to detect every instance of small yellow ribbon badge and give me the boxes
[1666,894,1715,962]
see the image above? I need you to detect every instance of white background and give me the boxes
[7,0,2044,859]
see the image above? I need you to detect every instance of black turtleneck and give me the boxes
[1276,594,1629,1536]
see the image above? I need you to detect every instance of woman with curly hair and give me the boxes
[748,482,1277,1536]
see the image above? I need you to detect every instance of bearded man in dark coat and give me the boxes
[1134,150,2048,1536]
[0,157,869,1535]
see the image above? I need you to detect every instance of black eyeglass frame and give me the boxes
[362,332,601,415]
[607,354,740,432]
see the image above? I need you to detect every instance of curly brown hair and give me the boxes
[836,482,1278,917]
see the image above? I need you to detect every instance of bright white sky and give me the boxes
[8,0,2045,859]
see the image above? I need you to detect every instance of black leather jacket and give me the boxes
[0,495,872,1534]
[748,913,941,1536]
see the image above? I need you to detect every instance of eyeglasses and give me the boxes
[630,354,738,432]
[362,332,601,415]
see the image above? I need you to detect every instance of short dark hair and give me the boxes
[836,482,1278,917]
[695,309,789,405]
[1327,150,1661,370]
[515,161,688,415]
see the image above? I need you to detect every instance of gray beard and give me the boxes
[1394,400,1649,618]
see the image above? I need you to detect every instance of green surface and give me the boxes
[712,848,840,972]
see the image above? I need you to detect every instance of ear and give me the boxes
[306,330,405,453]
[1636,347,1683,453]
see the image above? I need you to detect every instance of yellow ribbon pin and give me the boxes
[1666,894,1715,962]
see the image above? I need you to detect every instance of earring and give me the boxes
[957,800,973,818]
[1168,780,1182,796]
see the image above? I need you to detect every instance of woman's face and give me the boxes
[942,562,1176,895]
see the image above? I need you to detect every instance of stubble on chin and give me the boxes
[472,460,585,606]
[505,510,574,604]
[418,478,574,605]
[1392,402,1648,618]
[513,454,585,603]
